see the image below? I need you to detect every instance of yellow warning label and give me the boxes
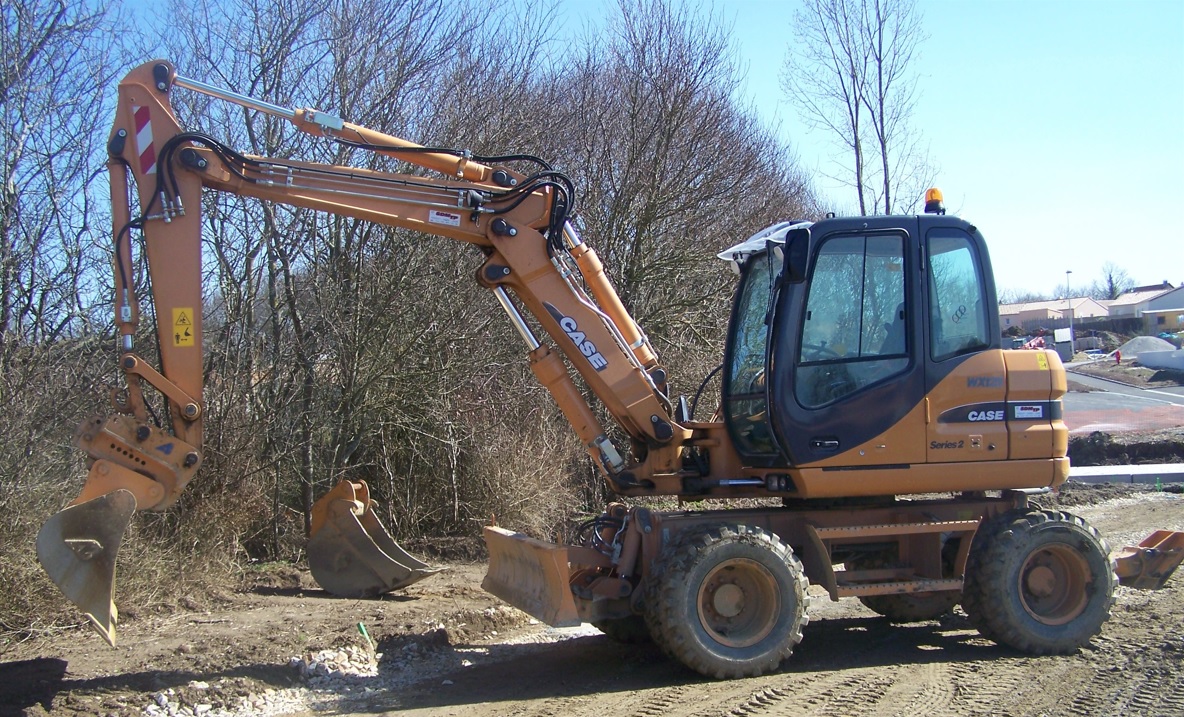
[172,308,195,347]
[1036,353,1049,370]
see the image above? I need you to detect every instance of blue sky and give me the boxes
[565,0,1184,297]
[126,0,1181,296]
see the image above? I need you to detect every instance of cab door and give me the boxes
[763,219,927,468]
[922,226,1008,462]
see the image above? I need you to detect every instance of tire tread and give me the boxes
[962,508,1116,654]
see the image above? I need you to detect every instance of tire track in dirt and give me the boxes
[1064,665,1149,717]
[501,699,566,717]
[644,625,929,717]
[627,686,696,717]
[1153,667,1184,716]
[714,686,797,716]
[620,670,890,717]
[618,677,819,717]
[809,673,895,715]
[1064,669,1126,717]
[943,652,1032,716]
[704,677,829,717]
[862,662,955,717]
[1123,662,1184,716]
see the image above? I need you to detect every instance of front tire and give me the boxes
[962,509,1116,654]
[645,524,809,679]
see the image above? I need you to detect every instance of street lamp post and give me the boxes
[1066,270,1073,352]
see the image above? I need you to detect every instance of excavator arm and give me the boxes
[38,60,697,643]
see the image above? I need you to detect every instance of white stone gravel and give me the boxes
[137,607,561,716]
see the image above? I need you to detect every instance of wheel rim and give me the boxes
[696,557,780,648]
[1018,543,1089,625]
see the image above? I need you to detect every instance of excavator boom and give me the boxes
[38,60,679,643]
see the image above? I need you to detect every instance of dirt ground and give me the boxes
[1069,359,1184,389]
[3,485,1183,717]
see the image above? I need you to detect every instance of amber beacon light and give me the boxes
[923,187,946,215]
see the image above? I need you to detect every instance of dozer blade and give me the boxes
[36,490,137,646]
[482,526,580,627]
[307,484,441,597]
[1115,530,1184,590]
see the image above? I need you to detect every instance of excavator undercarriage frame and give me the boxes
[486,492,1011,629]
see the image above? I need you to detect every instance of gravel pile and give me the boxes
[143,681,309,717]
[137,644,385,716]
[293,644,380,680]
[144,682,309,717]
[1118,336,1176,356]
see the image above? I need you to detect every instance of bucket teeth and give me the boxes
[36,490,137,645]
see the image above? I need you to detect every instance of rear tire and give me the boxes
[961,509,1115,654]
[857,587,961,623]
[592,615,651,643]
[847,550,961,622]
[645,524,808,679]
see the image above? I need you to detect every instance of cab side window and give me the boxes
[795,234,907,408]
[927,231,989,361]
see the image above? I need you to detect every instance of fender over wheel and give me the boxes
[961,509,1116,654]
[645,524,809,679]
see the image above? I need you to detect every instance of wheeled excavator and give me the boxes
[38,61,1184,679]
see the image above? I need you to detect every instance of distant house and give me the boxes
[998,298,1108,332]
[1142,285,1184,333]
[1104,282,1175,319]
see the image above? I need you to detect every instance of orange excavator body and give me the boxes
[38,61,1181,676]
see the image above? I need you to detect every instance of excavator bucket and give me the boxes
[1115,530,1184,590]
[306,480,441,597]
[482,526,580,627]
[35,490,137,646]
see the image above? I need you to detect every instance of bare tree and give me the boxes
[0,0,137,631]
[1088,262,1134,301]
[997,288,1050,305]
[1,0,125,350]
[782,0,931,214]
[557,0,817,342]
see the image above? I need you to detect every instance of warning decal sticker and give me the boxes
[172,308,195,347]
[133,105,157,175]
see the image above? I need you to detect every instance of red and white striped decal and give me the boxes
[133,105,157,175]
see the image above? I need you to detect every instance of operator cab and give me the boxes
[720,206,1001,469]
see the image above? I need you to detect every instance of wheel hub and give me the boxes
[713,583,744,618]
[1019,545,1089,626]
[696,558,780,648]
[1026,565,1057,598]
